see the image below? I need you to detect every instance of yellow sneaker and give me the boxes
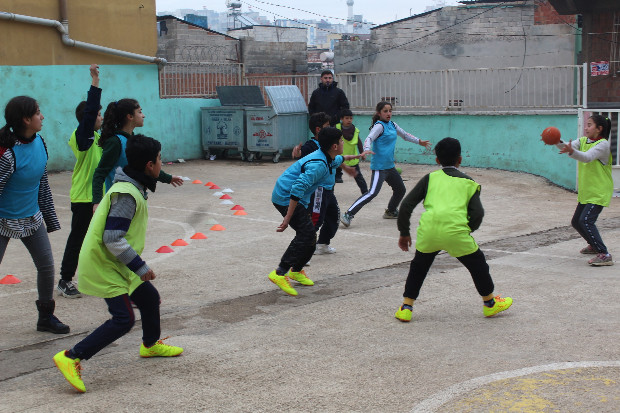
[53,350,85,393]
[394,306,412,322]
[483,295,513,317]
[140,337,184,357]
[268,270,298,296]
[288,269,314,286]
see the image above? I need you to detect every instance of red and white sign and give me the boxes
[590,61,609,76]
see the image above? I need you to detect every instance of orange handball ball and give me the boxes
[541,126,561,145]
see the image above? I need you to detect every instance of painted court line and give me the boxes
[485,248,590,261]
[410,360,620,413]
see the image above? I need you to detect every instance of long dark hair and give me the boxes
[590,114,612,139]
[370,101,392,130]
[0,96,39,148]
[99,98,140,147]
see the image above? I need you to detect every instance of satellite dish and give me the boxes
[320,52,334,62]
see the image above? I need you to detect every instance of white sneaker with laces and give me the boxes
[315,243,336,255]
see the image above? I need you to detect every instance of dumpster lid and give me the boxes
[216,86,265,106]
[265,86,308,114]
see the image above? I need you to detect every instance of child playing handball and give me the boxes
[557,114,614,266]
[53,135,183,393]
[341,101,430,227]
[394,137,512,322]
[270,127,370,296]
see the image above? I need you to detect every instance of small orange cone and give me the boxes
[220,194,232,199]
[171,239,189,246]
[231,205,245,210]
[234,210,248,216]
[156,246,174,253]
[192,179,203,184]
[210,185,221,189]
[0,274,21,284]
[190,232,207,239]
[205,182,215,186]
[210,224,226,231]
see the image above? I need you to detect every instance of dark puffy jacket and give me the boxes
[308,81,350,124]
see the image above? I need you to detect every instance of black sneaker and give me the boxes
[383,209,399,219]
[335,177,344,183]
[57,280,82,298]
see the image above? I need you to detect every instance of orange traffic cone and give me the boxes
[233,210,248,216]
[205,182,215,186]
[0,274,21,284]
[210,224,226,231]
[190,232,207,239]
[192,179,203,184]
[156,246,174,253]
[171,239,189,246]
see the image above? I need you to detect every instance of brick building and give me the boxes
[549,0,620,108]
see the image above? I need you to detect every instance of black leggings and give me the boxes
[274,203,317,272]
[347,168,405,216]
[403,248,494,300]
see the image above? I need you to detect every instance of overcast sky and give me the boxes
[156,0,464,26]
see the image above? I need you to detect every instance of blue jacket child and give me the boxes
[269,127,367,297]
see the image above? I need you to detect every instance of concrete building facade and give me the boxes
[335,0,576,73]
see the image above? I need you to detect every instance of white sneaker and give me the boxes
[314,243,336,255]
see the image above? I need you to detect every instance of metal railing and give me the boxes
[337,65,583,110]
[160,63,583,110]
[159,62,243,98]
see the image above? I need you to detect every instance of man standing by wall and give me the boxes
[308,70,350,127]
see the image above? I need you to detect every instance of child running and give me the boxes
[270,127,370,296]
[293,113,357,255]
[557,114,614,266]
[341,101,431,227]
[335,109,368,194]
[53,135,183,393]
[0,96,70,334]
[91,98,183,210]
[57,64,103,299]
[394,137,512,322]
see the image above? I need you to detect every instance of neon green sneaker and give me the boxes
[288,269,314,286]
[53,350,85,393]
[394,306,412,322]
[268,270,298,296]
[140,337,184,358]
[483,295,513,317]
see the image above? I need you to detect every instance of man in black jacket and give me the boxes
[308,70,350,127]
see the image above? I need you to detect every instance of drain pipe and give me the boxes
[0,5,166,65]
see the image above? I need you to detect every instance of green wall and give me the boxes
[353,113,578,189]
[0,65,218,170]
[0,65,578,189]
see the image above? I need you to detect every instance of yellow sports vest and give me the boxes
[77,182,148,298]
[577,137,613,207]
[336,123,361,166]
[68,129,103,203]
[416,170,480,257]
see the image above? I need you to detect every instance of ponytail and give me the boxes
[589,114,612,139]
[99,98,140,147]
[369,101,392,131]
[1,96,38,148]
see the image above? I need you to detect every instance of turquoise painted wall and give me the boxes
[0,65,578,189]
[353,113,578,189]
[0,65,219,170]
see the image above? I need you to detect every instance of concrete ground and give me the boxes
[1,158,619,412]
